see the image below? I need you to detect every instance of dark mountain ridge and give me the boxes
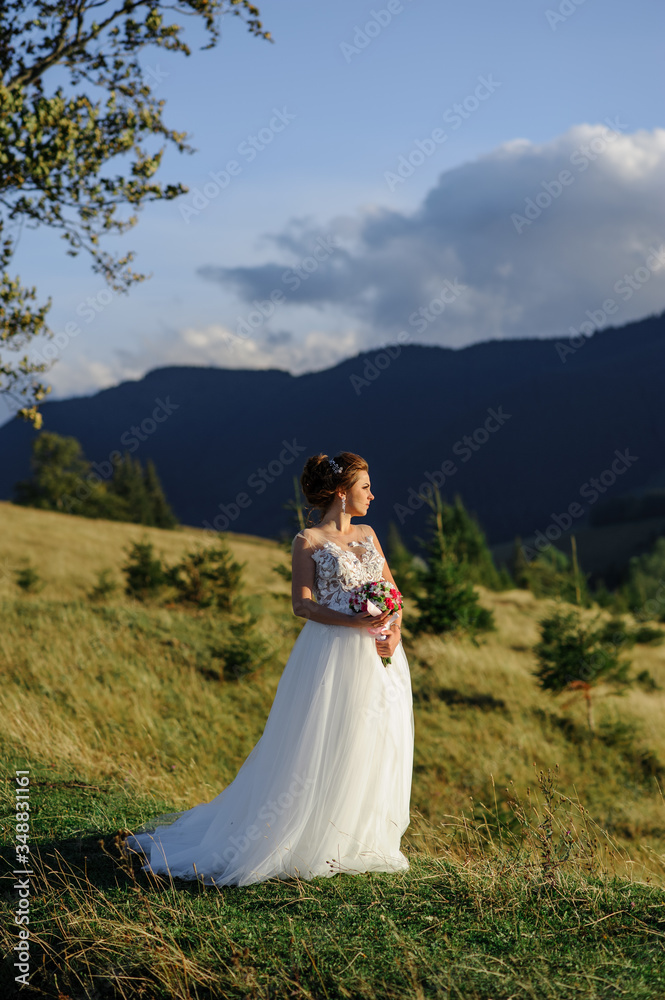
[1,311,664,583]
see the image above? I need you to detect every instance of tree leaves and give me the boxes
[0,1,270,424]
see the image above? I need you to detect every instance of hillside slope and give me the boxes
[1,501,664,877]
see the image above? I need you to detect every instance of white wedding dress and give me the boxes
[123,528,414,886]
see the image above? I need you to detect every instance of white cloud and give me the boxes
[165,323,363,374]
[39,356,126,400]
[201,122,665,345]
[32,122,665,402]
[44,324,364,399]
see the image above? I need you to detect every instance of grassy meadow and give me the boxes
[1,499,664,998]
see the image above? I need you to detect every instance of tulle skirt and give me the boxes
[123,618,414,886]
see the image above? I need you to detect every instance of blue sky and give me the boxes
[5,0,665,418]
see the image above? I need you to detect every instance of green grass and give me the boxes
[2,761,665,1000]
[1,502,665,997]
[1,763,664,1000]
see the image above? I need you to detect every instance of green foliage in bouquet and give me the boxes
[348,578,402,665]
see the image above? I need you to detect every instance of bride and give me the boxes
[123,451,414,886]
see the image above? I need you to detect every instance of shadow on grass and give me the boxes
[413,685,507,711]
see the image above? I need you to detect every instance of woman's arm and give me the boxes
[291,531,392,629]
[364,525,403,633]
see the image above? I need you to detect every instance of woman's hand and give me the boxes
[375,628,401,658]
[347,608,393,629]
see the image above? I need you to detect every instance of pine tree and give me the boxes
[511,536,531,588]
[14,559,45,594]
[622,536,665,622]
[437,493,505,590]
[122,538,167,601]
[283,474,306,532]
[273,475,307,583]
[13,432,177,526]
[109,452,153,525]
[410,484,495,640]
[523,545,591,605]
[91,489,134,522]
[166,537,245,611]
[533,608,633,732]
[511,534,592,606]
[143,459,178,529]
[386,522,419,599]
[132,455,154,525]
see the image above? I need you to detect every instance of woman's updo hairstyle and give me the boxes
[300,451,368,523]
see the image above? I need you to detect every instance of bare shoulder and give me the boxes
[359,523,380,542]
[299,526,322,543]
[291,528,312,548]
[292,527,323,549]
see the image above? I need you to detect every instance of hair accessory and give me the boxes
[328,456,343,475]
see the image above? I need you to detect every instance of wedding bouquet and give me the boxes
[348,580,403,666]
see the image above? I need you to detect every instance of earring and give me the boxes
[341,494,346,513]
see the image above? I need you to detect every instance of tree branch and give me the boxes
[7,0,148,91]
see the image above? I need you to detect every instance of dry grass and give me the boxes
[1,502,665,998]
[0,499,290,602]
[1,499,664,878]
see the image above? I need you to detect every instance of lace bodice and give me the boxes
[293,530,386,614]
